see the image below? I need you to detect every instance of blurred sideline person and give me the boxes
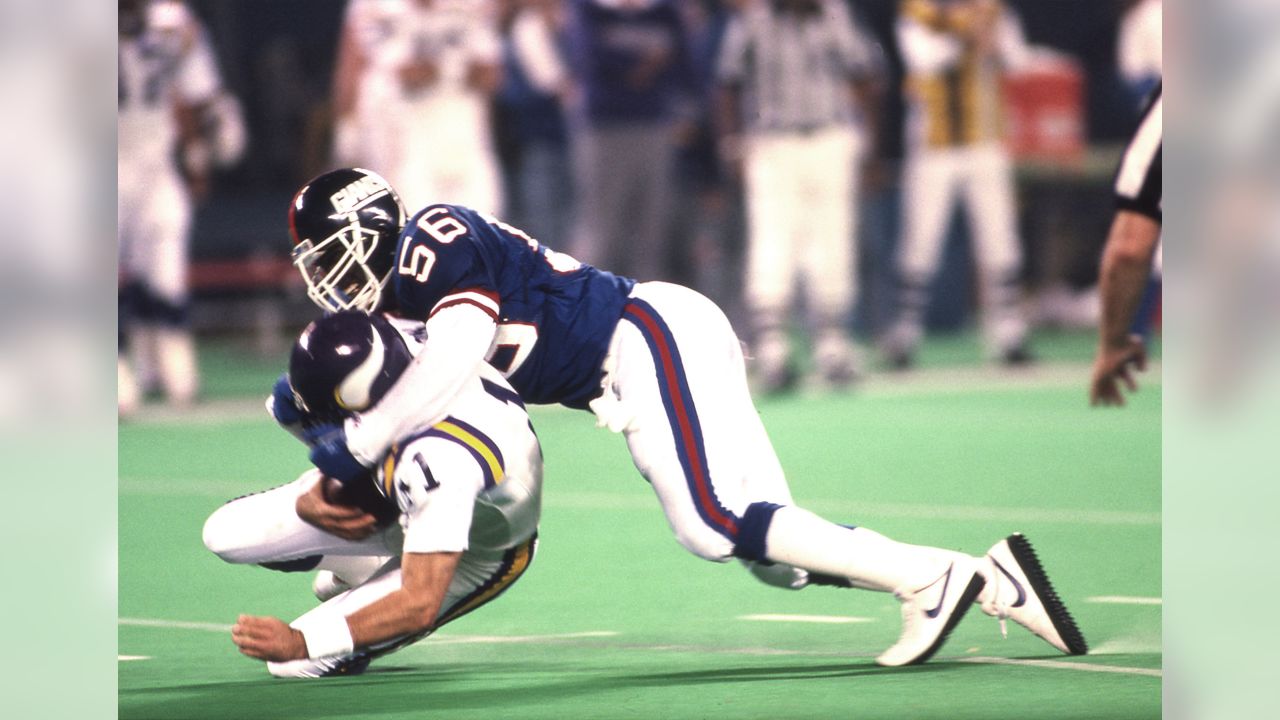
[883,0,1034,369]
[1117,0,1161,103]
[283,167,1087,666]
[1090,83,1161,407]
[494,0,573,244]
[566,0,696,281]
[332,0,505,213]
[205,311,543,677]
[715,0,882,392]
[118,0,243,414]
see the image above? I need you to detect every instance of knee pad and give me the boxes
[202,507,266,564]
[731,501,782,562]
[200,509,240,561]
[672,525,735,563]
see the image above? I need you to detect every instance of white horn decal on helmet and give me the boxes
[334,326,386,411]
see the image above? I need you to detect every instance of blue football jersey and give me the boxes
[389,204,635,409]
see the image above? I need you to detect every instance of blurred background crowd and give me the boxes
[117,0,1162,410]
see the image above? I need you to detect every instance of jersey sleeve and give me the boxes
[1113,86,1163,222]
[392,205,502,322]
[393,436,485,554]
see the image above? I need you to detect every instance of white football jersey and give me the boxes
[118,1,221,168]
[376,320,542,555]
[346,0,499,100]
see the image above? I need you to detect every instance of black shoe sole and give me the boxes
[1006,533,1089,655]
[906,573,987,666]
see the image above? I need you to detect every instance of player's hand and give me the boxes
[231,615,307,662]
[296,479,379,540]
[308,425,371,484]
[399,59,439,93]
[1089,334,1147,407]
[268,373,303,427]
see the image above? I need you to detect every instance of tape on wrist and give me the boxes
[295,614,354,659]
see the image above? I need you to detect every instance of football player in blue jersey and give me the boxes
[279,167,1086,665]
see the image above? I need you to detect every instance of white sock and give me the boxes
[118,357,140,416]
[156,328,199,404]
[762,506,963,593]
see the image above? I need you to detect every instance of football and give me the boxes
[320,475,356,506]
[321,474,400,526]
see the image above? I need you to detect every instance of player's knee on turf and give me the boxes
[202,504,264,564]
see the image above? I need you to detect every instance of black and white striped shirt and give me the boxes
[1114,82,1162,223]
[716,0,881,134]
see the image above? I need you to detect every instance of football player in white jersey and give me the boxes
[204,311,542,677]
[118,0,242,413]
[332,0,505,214]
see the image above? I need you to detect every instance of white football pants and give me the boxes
[591,282,967,593]
[896,143,1028,353]
[744,127,860,332]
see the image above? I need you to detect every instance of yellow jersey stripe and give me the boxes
[432,420,505,486]
[436,537,535,627]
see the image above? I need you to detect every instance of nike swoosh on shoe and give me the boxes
[924,564,953,619]
[992,557,1027,608]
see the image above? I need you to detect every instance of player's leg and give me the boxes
[743,134,801,392]
[886,149,959,368]
[570,124,625,270]
[963,144,1031,363]
[203,469,396,572]
[138,171,198,404]
[799,128,860,386]
[267,535,538,677]
[615,283,970,588]
[626,123,677,283]
[613,283,984,664]
[117,178,141,416]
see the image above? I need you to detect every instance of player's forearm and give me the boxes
[344,589,441,647]
[345,552,462,648]
[345,305,496,464]
[1097,210,1161,349]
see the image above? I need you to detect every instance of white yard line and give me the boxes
[959,656,1161,678]
[118,618,615,646]
[1087,596,1162,605]
[118,655,151,661]
[738,614,875,624]
[121,478,1159,528]
[411,631,618,648]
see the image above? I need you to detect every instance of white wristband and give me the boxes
[294,614,354,659]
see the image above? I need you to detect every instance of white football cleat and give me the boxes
[876,557,986,667]
[979,533,1088,655]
